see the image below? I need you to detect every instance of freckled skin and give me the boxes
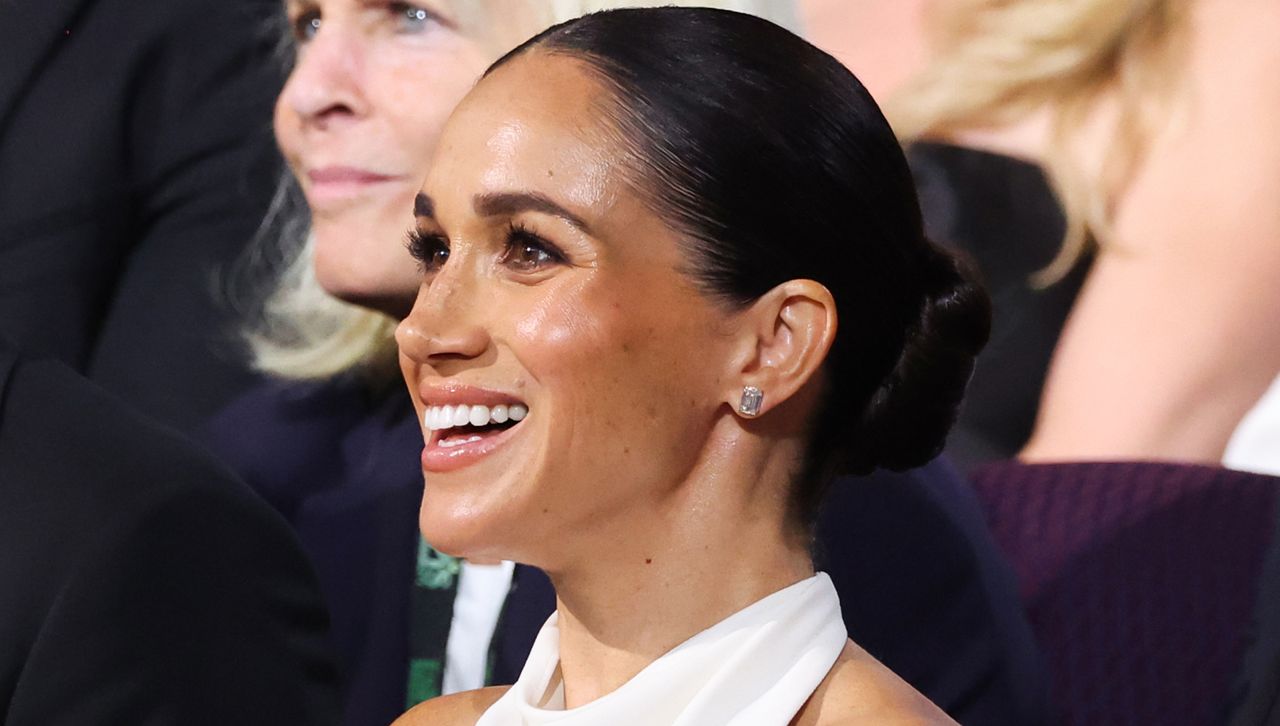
[397,53,740,570]
[393,47,960,726]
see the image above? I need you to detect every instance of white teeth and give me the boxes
[451,406,470,427]
[423,402,529,432]
[438,434,482,449]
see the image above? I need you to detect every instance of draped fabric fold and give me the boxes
[477,573,847,725]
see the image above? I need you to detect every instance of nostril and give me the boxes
[395,317,433,363]
[395,315,489,366]
[311,101,357,125]
[423,324,492,364]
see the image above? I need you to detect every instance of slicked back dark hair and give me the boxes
[487,7,991,523]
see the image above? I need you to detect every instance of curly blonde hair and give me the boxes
[888,0,1190,284]
[240,0,801,384]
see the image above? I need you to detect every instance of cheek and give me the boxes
[273,97,300,169]
[511,278,720,461]
[381,52,490,181]
[310,187,421,302]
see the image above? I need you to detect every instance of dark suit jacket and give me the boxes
[0,0,279,433]
[0,339,341,725]
[207,379,1050,726]
[1228,500,1280,726]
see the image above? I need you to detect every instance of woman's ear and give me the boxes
[724,279,837,418]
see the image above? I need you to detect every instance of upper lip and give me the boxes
[416,380,526,408]
[306,166,404,184]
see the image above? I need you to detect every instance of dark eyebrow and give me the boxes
[474,192,591,235]
[414,193,435,219]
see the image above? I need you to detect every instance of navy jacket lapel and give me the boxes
[0,0,93,134]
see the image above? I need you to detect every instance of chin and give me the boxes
[416,456,554,566]
[313,251,419,317]
[415,405,557,559]
[417,500,515,562]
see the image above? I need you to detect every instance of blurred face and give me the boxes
[276,0,492,313]
[396,53,740,565]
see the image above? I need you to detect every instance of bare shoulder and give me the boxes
[792,642,956,726]
[391,686,510,726]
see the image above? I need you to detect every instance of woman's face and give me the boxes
[397,53,741,566]
[275,0,493,313]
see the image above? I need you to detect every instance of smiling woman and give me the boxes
[393,8,990,724]
[272,0,501,316]
[208,3,814,725]
[245,0,800,380]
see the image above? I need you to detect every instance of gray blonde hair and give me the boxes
[242,0,801,383]
[888,0,1190,285]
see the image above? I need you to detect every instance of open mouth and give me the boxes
[420,403,527,472]
[426,403,527,445]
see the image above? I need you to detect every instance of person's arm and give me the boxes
[4,472,342,726]
[392,686,508,725]
[1023,0,1280,463]
[85,0,283,432]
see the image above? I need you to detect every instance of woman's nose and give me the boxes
[279,27,367,127]
[396,274,491,368]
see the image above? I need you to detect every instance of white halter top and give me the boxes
[476,573,847,725]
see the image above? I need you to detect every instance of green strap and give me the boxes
[405,536,460,707]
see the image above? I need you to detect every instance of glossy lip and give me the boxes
[422,418,526,473]
[417,381,530,474]
[416,380,527,409]
[303,166,408,206]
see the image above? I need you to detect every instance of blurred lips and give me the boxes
[304,166,407,207]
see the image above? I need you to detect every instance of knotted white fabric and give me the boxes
[476,573,847,726]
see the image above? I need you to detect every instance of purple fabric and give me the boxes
[971,461,1279,726]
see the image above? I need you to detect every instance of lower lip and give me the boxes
[421,420,525,473]
[305,173,405,205]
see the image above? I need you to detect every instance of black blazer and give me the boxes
[0,0,279,433]
[0,339,341,724]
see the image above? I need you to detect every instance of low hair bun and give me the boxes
[842,245,991,475]
[497,8,992,523]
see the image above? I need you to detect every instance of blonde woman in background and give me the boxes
[877,0,1280,468]
[205,2,1048,724]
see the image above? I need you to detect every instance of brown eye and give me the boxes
[505,242,554,271]
[407,231,449,273]
[500,226,565,273]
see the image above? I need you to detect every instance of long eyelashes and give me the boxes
[406,223,568,276]
[499,222,567,271]
[406,229,449,272]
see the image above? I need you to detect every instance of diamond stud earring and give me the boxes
[738,385,764,418]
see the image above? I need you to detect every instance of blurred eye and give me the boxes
[500,224,566,274]
[407,230,450,273]
[390,2,440,33]
[290,8,322,43]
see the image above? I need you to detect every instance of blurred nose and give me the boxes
[396,265,491,369]
[279,26,367,128]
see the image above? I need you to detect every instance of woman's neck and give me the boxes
[544,432,814,708]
